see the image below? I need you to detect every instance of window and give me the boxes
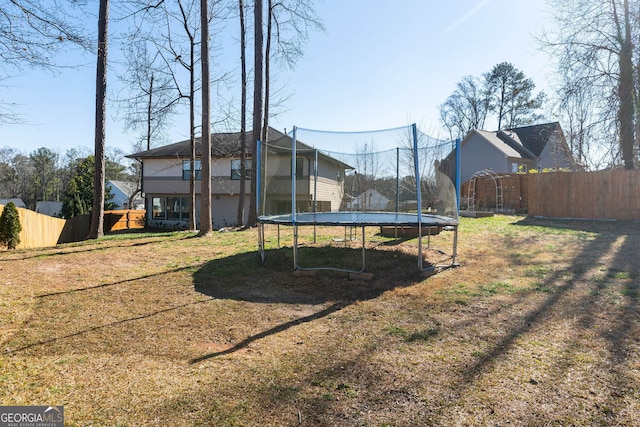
[166,197,181,220]
[292,157,304,179]
[151,197,164,220]
[231,159,252,180]
[182,160,202,180]
[511,163,527,173]
[151,196,190,221]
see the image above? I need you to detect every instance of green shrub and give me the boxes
[0,202,22,249]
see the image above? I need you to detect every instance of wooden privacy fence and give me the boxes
[0,206,146,250]
[528,170,640,220]
[104,210,146,231]
[0,204,66,249]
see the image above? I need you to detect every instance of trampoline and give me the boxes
[256,124,461,275]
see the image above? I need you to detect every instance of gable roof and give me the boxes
[464,122,563,161]
[472,129,524,159]
[36,201,63,217]
[127,126,288,159]
[107,180,140,198]
[507,122,560,157]
[0,198,26,208]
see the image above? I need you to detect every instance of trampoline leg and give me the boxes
[258,223,266,263]
[452,225,459,266]
[360,226,366,271]
[418,230,423,272]
[293,223,299,271]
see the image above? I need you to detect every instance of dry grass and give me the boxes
[1,217,639,426]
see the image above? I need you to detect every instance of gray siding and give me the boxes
[461,135,509,182]
[537,128,575,170]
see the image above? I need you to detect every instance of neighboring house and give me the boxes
[106,180,145,210]
[451,122,577,183]
[0,198,26,208]
[127,127,352,230]
[36,201,63,217]
[347,189,391,211]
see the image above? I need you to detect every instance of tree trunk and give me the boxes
[198,0,213,236]
[189,37,197,231]
[261,0,272,144]
[615,0,634,169]
[88,0,109,240]
[248,0,263,227]
[147,74,153,150]
[236,0,247,227]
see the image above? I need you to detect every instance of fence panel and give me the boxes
[0,206,147,250]
[0,204,67,249]
[104,210,146,231]
[528,170,640,220]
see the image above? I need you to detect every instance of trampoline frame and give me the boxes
[258,212,459,274]
[256,124,461,274]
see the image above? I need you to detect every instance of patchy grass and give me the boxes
[1,216,640,426]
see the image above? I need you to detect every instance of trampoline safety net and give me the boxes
[258,124,459,219]
[257,123,460,274]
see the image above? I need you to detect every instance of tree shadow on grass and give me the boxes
[427,219,640,424]
[190,245,427,363]
[512,216,640,235]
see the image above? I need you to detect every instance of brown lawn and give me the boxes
[1,216,639,426]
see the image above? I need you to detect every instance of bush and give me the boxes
[0,202,22,249]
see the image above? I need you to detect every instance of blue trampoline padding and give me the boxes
[258,211,458,227]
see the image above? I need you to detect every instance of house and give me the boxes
[127,127,352,230]
[455,122,577,183]
[36,201,63,217]
[347,189,391,211]
[0,198,26,208]
[106,180,145,210]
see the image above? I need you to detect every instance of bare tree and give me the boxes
[0,77,25,126]
[117,40,179,211]
[440,63,546,140]
[0,1,89,124]
[0,1,89,70]
[0,148,31,201]
[122,0,203,231]
[439,75,491,141]
[552,73,602,170]
[542,0,639,169]
[118,41,177,151]
[88,0,109,239]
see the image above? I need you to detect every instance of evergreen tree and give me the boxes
[0,201,22,250]
[61,156,117,218]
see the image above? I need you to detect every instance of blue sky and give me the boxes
[0,0,554,158]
